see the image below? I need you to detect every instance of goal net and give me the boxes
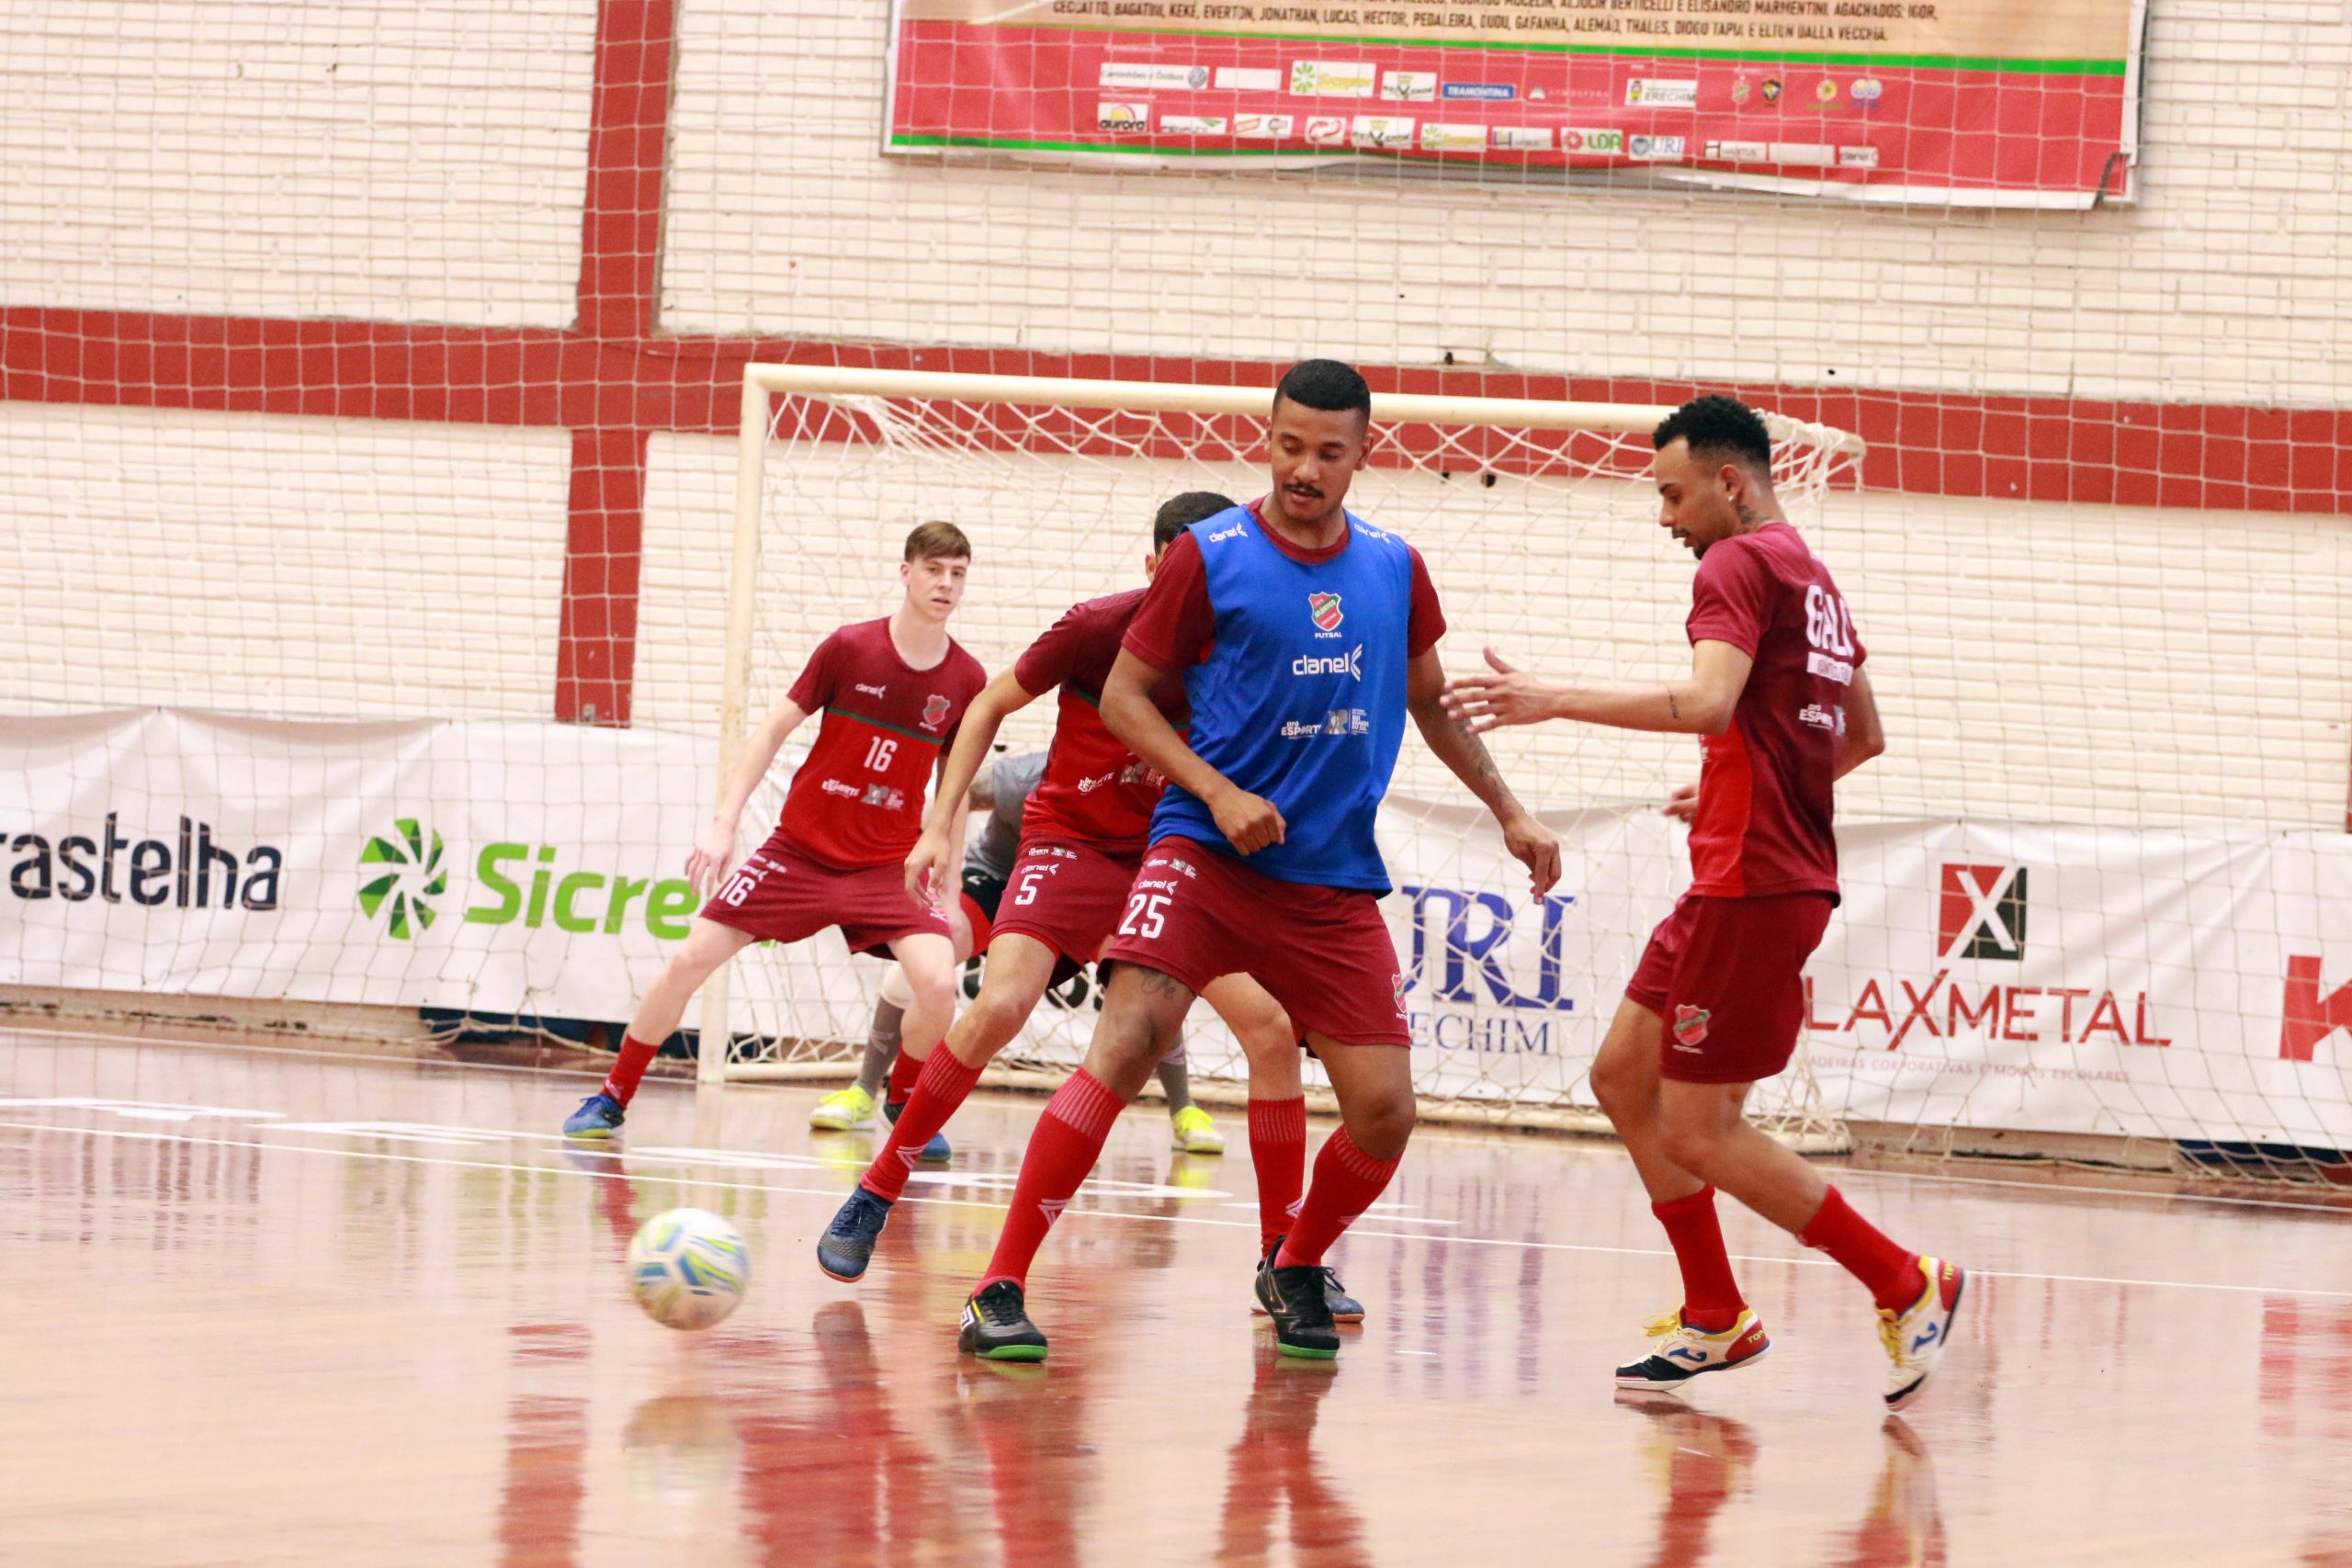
[702,365,1865,1146]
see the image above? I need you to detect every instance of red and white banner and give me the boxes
[7,710,2349,1147]
[886,0,2147,207]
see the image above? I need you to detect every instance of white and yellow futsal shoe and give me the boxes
[1614,1306,1771,1391]
[1878,1257,1967,1410]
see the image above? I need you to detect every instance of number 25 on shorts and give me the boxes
[1119,891,1170,941]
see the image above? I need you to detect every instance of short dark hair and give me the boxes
[1653,395,1773,477]
[1272,358,1372,423]
[903,520,971,561]
[1151,491,1237,551]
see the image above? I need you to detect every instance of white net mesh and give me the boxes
[710,371,1860,1146]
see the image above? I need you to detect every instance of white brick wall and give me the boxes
[0,1,597,325]
[639,428,2352,829]
[662,0,2352,407]
[0,406,572,719]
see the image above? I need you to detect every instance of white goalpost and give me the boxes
[700,362,1865,1149]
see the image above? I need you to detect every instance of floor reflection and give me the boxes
[1218,1349,1368,1568]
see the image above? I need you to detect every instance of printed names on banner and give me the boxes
[888,0,2143,203]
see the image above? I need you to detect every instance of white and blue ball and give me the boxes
[627,1208,750,1331]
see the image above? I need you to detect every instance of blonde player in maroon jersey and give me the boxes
[1443,396,1966,1411]
[560,523,989,1140]
[811,493,1353,1319]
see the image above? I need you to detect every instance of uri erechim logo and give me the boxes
[359,818,446,939]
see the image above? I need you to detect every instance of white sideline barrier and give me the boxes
[5,709,2349,1145]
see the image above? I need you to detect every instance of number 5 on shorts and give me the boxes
[1119,891,1171,941]
[1012,865,1049,908]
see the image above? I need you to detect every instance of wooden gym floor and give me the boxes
[3,1025,2349,1566]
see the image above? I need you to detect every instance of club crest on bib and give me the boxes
[1673,1004,1712,1046]
[1308,592,1344,633]
[921,694,951,730]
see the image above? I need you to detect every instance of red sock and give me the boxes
[1798,1185,1923,1312]
[887,1045,924,1107]
[1651,1186,1746,1332]
[861,1049,983,1202]
[1272,1129,1398,1269]
[1247,1098,1307,1258]
[601,1033,659,1103]
[978,1070,1125,1292]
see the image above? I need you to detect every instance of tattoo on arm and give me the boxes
[1668,689,1681,724]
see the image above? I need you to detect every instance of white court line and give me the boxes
[2,1116,2348,1303]
[11,1022,2352,1223]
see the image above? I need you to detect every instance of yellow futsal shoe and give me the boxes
[809,1083,876,1133]
[1170,1104,1226,1155]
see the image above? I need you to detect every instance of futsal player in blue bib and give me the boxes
[956,359,1561,1362]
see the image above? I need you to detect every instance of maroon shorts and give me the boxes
[988,838,1140,987]
[1625,892,1835,1084]
[1100,837,1409,1047]
[702,831,949,959]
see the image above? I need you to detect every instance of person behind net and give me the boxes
[1442,394,1966,1411]
[952,359,1561,1363]
[809,743,1231,1159]
[817,491,1352,1314]
[560,524,988,1139]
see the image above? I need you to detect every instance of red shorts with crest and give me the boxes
[987,837,1142,987]
[1099,837,1409,1047]
[1624,892,1835,1085]
[701,829,949,958]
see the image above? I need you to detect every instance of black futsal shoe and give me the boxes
[1255,1250,1340,1360]
[1252,1238,1366,1325]
[815,1187,893,1282]
[958,1280,1049,1362]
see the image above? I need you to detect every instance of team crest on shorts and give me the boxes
[1673,1004,1712,1046]
[1392,972,1408,1017]
[1308,592,1344,632]
[921,694,951,730]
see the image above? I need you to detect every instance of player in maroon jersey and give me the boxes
[1443,396,1966,1411]
[813,492,1354,1322]
[560,523,988,1139]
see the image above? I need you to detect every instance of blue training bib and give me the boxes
[1148,505,1416,893]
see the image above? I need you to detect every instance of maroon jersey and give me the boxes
[1011,588,1186,852]
[1682,523,1863,900]
[779,617,988,870]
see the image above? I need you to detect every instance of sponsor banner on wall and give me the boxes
[885,0,2146,207]
[6,710,2350,1145]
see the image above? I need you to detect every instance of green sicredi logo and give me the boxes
[358,818,446,939]
[361,823,705,942]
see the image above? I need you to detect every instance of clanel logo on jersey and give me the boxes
[854,682,888,698]
[1205,520,1249,543]
[1307,592,1344,636]
[1291,642,1364,680]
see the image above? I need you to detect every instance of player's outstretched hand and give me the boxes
[684,818,738,899]
[1660,782,1701,824]
[903,826,953,911]
[1439,648,1563,734]
[1209,784,1286,855]
[1500,808,1562,901]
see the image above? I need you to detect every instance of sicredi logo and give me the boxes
[1938,863,2026,961]
[356,820,703,943]
[358,818,446,939]
[7,813,284,910]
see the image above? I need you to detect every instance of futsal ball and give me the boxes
[627,1208,751,1331]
